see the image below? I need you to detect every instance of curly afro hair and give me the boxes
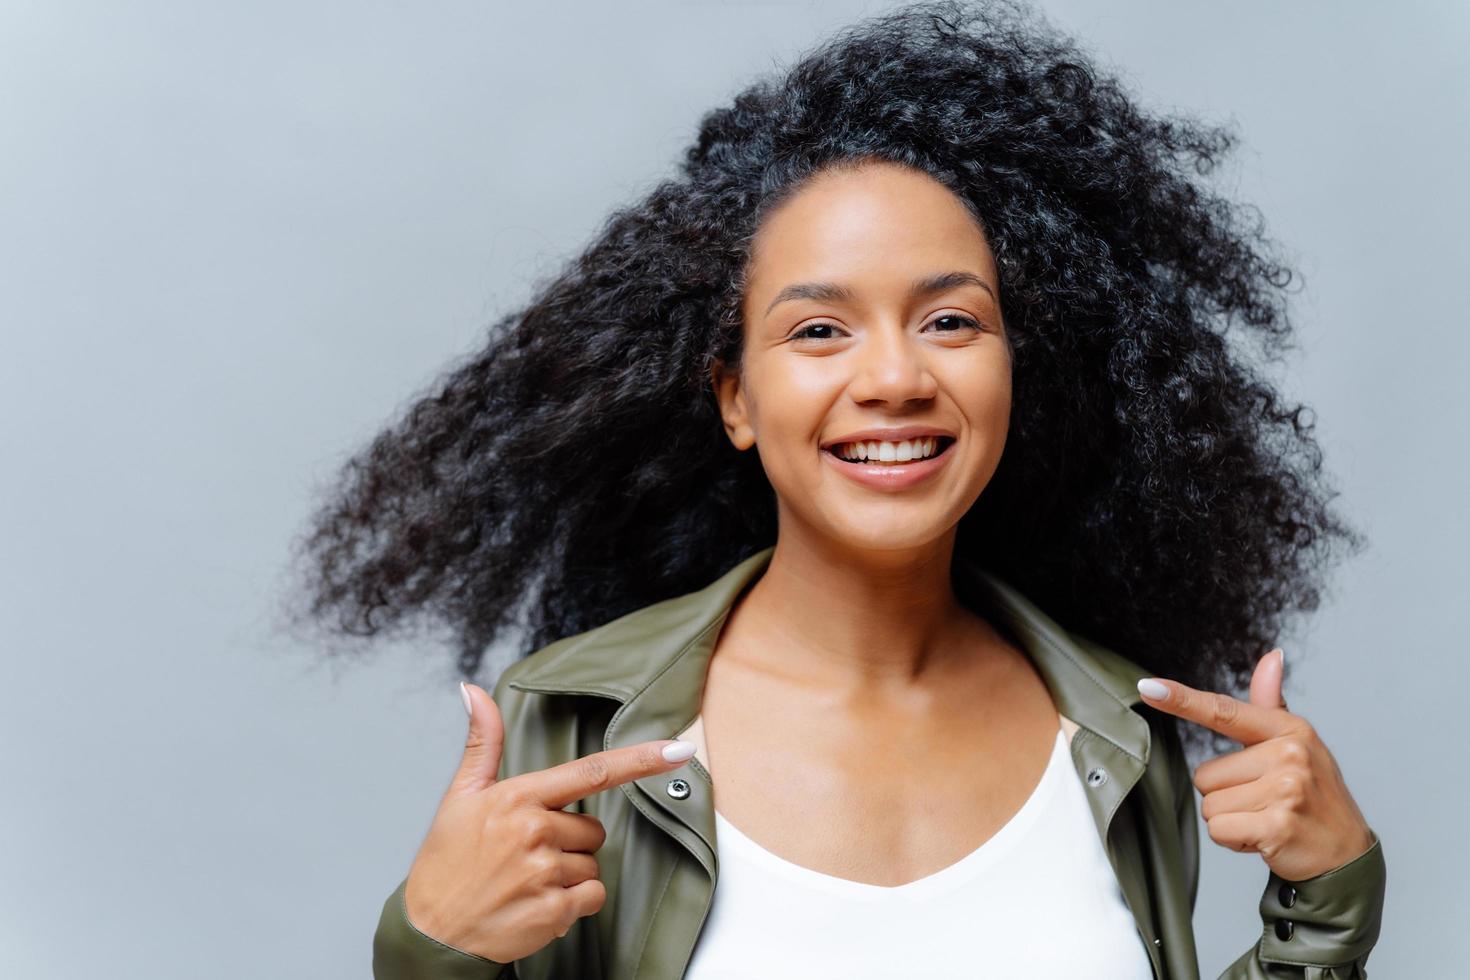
[283,0,1363,761]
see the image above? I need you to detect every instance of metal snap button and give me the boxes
[1277,883,1297,908]
[666,778,691,800]
[1274,918,1294,941]
[1085,767,1109,788]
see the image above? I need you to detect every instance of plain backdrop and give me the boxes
[2,1,1464,976]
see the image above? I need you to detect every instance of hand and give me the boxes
[402,682,698,963]
[1136,649,1375,882]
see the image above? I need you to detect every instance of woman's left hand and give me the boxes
[1136,649,1376,882]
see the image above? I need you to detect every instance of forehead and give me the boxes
[745,162,995,296]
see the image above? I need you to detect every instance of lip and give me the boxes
[820,425,957,449]
[820,435,957,492]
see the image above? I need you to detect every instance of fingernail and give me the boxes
[1276,648,1286,670]
[459,681,473,717]
[662,740,697,763]
[1137,678,1170,701]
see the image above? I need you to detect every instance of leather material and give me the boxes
[373,546,1386,978]
[373,877,513,980]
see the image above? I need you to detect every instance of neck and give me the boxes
[727,531,982,699]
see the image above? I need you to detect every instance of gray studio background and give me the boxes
[2,1,1463,976]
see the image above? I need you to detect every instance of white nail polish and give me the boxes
[459,682,473,716]
[1137,678,1170,701]
[662,741,697,763]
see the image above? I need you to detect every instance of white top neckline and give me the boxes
[708,727,1069,903]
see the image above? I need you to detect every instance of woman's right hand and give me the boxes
[401,682,698,964]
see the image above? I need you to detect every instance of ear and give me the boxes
[710,359,756,451]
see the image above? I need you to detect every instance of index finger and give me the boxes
[511,740,696,812]
[1136,677,1296,746]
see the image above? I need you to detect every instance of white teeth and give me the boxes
[832,437,944,463]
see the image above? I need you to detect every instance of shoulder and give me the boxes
[483,613,656,783]
[490,632,583,700]
[1063,626,1193,787]
[1063,627,1154,690]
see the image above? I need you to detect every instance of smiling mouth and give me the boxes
[821,436,957,466]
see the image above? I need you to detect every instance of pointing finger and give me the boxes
[1136,673,1296,746]
[510,740,698,813]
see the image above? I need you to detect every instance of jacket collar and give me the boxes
[508,544,1153,766]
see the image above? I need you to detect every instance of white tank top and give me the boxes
[683,726,1156,979]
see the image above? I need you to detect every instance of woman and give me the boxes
[290,1,1386,976]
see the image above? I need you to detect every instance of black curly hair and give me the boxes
[282,0,1363,761]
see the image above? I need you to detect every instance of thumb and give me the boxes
[1248,648,1286,710]
[448,681,505,795]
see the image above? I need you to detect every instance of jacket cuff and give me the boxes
[373,877,514,980]
[1255,828,1386,969]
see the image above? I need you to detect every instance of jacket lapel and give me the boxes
[956,552,1155,848]
[507,547,775,873]
[956,552,1165,974]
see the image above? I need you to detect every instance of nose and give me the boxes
[846,324,939,406]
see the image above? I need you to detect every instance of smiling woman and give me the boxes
[282,0,1385,977]
[712,162,1013,530]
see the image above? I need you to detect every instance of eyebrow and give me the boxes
[763,270,997,318]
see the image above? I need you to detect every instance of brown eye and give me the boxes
[790,322,844,341]
[925,314,981,333]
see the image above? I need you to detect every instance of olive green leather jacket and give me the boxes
[374,546,1387,979]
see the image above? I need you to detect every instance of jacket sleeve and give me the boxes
[1168,727,1388,979]
[372,877,515,980]
[371,670,525,980]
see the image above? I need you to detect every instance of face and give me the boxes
[712,160,1012,554]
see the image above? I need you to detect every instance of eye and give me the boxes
[789,321,845,341]
[924,314,982,333]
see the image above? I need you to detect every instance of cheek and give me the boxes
[943,350,1012,423]
[782,360,847,402]
[980,374,1012,426]
[747,359,842,438]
